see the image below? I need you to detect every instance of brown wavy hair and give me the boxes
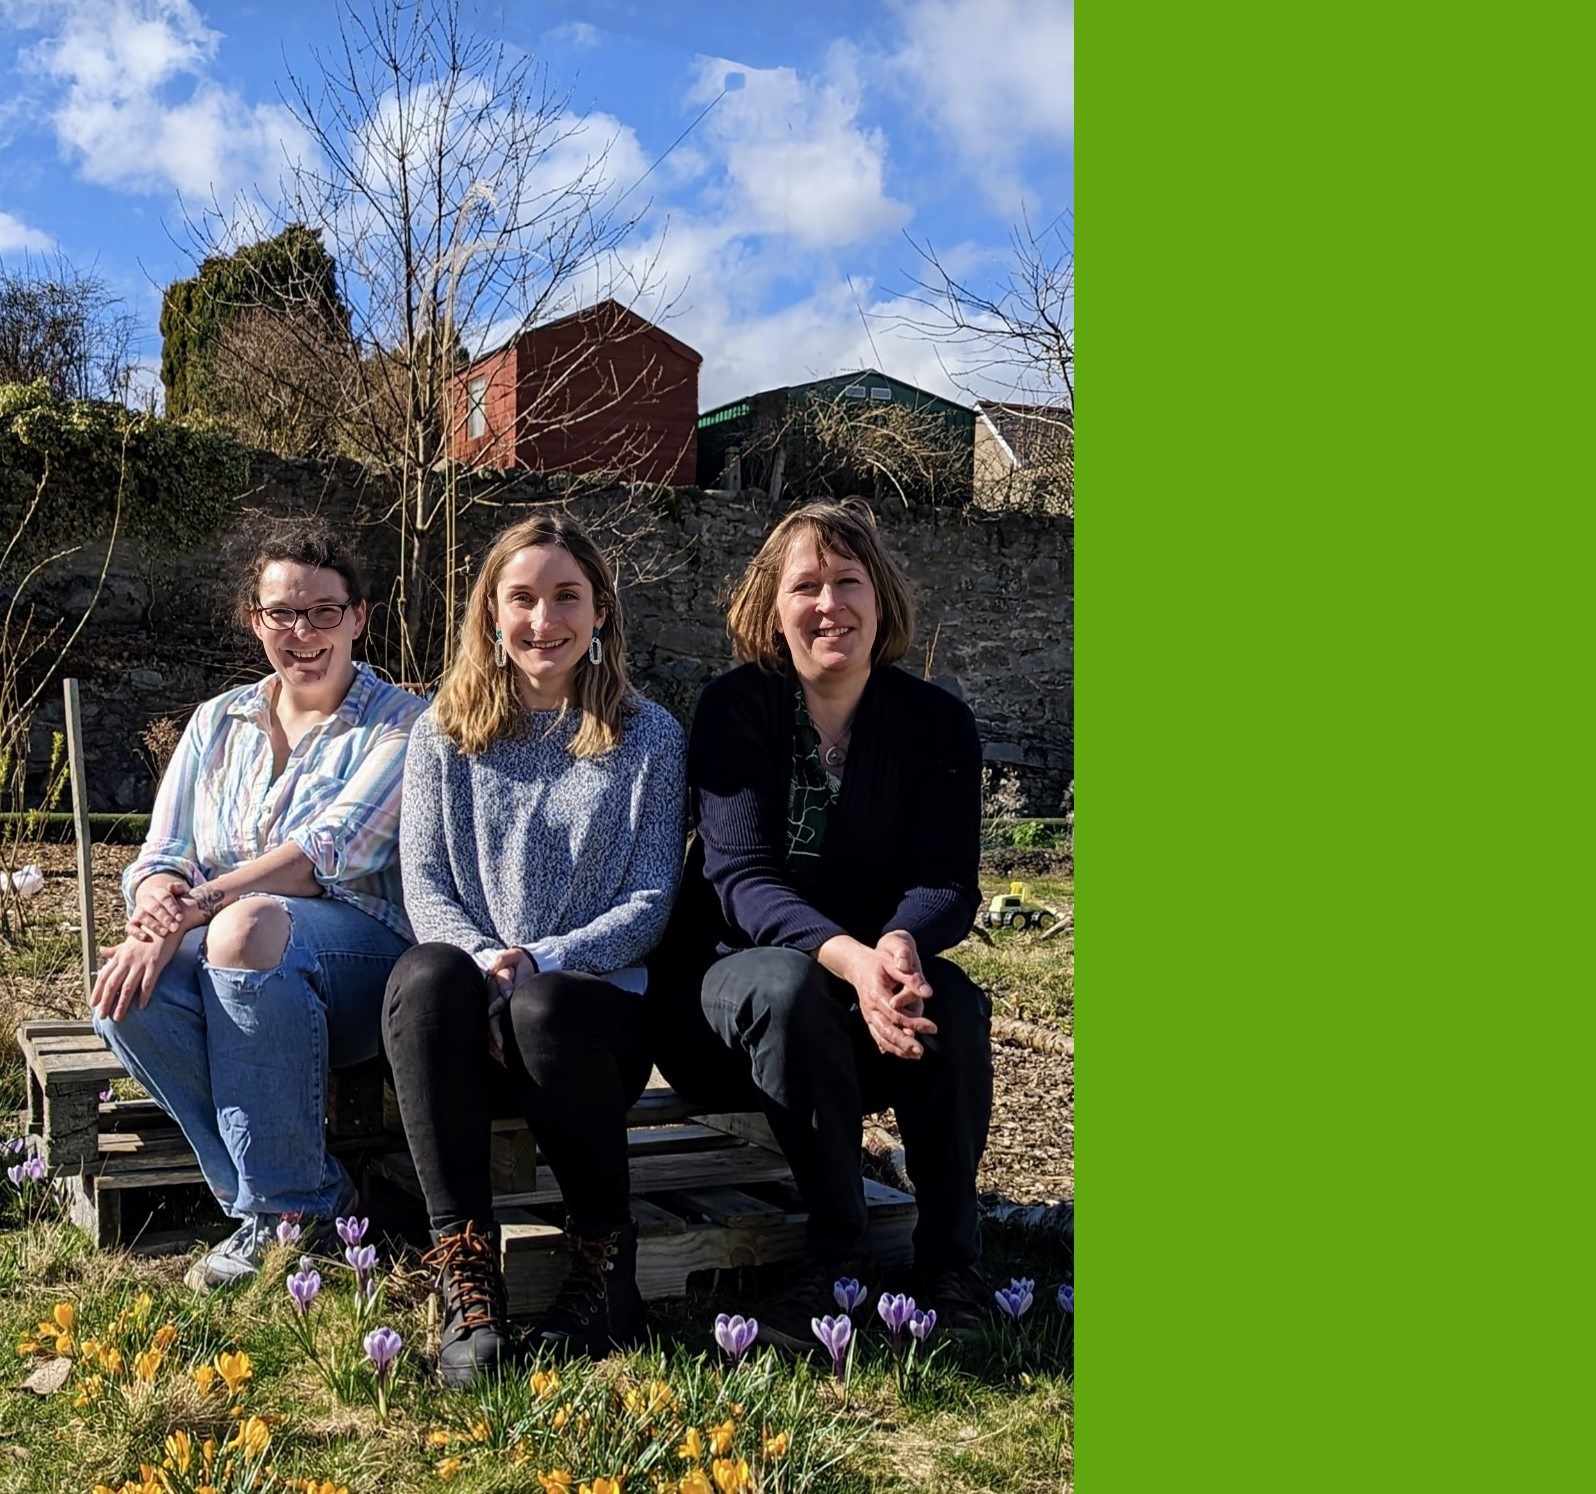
[432,513,632,758]
[726,497,915,671]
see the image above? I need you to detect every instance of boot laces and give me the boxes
[422,1223,504,1333]
[544,1232,614,1328]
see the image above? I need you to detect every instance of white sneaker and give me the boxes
[184,1214,281,1293]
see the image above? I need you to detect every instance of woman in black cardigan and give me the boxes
[651,497,993,1348]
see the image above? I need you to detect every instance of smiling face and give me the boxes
[490,543,607,707]
[249,561,365,706]
[774,531,879,687]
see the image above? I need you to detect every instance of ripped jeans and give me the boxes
[92,895,409,1220]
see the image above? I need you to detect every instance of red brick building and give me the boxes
[449,300,701,485]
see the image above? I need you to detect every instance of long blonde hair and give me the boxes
[432,514,632,758]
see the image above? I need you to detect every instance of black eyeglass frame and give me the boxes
[252,601,357,631]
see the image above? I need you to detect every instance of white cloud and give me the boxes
[16,0,310,201]
[885,0,1073,210]
[683,49,911,250]
[545,20,602,50]
[0,209,54,252]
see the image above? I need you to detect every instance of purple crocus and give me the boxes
[287,1264,322,1314]
[3,1138,23,1156]
[810,1313,853,1378]
[345,1242,376,1276]
[1057,1284,1074,1314]
[336,1215,369,1247]
[276,1219,302,1246]
[908,1307,937,1343]
[833,1276,868,1314]
[5,1164,22,1187]
[994,1276,1035,1321]
[363,1326,402,1379]
[713,1313,759,1364]
[876,1292,916,1352]
[99,1087,115,1103]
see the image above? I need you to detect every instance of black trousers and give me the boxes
[649,945,993,1268]
[382,942,651,1236]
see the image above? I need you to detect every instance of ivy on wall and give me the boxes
[0,381,249,556]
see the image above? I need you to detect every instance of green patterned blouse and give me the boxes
[786,685,841,876]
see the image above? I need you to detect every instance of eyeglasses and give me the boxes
[253,601,356,631]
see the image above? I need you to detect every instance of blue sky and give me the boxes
[0,0,1073,410]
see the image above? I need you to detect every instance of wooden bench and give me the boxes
[15,1019,917,1311]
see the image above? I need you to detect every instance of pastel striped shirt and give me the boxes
[123,663,426,938]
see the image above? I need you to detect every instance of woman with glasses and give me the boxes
[92,519,424,1292]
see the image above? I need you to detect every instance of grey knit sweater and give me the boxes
[399,698,686,992]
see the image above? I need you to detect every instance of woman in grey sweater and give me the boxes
[382,514,685,1383]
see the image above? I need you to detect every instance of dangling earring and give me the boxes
[588,629,603,666]
[493,628,507,669]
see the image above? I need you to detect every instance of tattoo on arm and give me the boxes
[192,885,227,921]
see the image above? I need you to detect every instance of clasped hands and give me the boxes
[481,948,535,1064]
[826,930,936,1061]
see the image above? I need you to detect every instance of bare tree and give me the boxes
[0,253,139,403]
[190,0,667,680]
[206,301,353,457]
[901,210,1073,513]
[738,390,972,508]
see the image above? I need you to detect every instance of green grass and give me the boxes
[0,1219,1073,1494]
[948,878,1074,1031]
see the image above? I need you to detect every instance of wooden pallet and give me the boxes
[16,1020,920,1303]
[369,1129,917,1316]
[16,1020,394,1247]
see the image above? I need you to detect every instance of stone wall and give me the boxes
[24,455,1072,815]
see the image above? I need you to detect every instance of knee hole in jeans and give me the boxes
[205,897,292,971]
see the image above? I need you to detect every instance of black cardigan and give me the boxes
[686,661,982,958]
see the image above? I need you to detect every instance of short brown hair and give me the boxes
[233,516,368,630]
[431,512,633,758]
[726,497,915,671]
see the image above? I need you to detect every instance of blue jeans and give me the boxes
[93,894,408,1219]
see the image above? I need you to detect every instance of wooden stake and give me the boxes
[62,678,97,1001]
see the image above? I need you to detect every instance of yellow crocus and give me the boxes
[710,1457,751,1494]
[132,1348,163,1382]
[537,1472,574,1492]
[676,1427,704,1462]
[152,1324,179,1352]
[531,1367,561,1398]
[761,1430,789,1460]
[581,1480,622,1494]
[165,1429,192,1473]
[53,1303,75,1333]
[215,1349,252,1393]
[678,1471,713,1494]
[16,1338,38,1355]
[426,1430,456,1449]
[708,1421,736,1458]
[101,1345,123,1375]
[132,1291,153,1323]
[228,1415,271,1459]
[469,1420,491,1442]
[191,1364,217,1393]
[436,1458,464,1481]
[552,1407,570,1430]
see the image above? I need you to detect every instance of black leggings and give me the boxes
[382,942,651,1236]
